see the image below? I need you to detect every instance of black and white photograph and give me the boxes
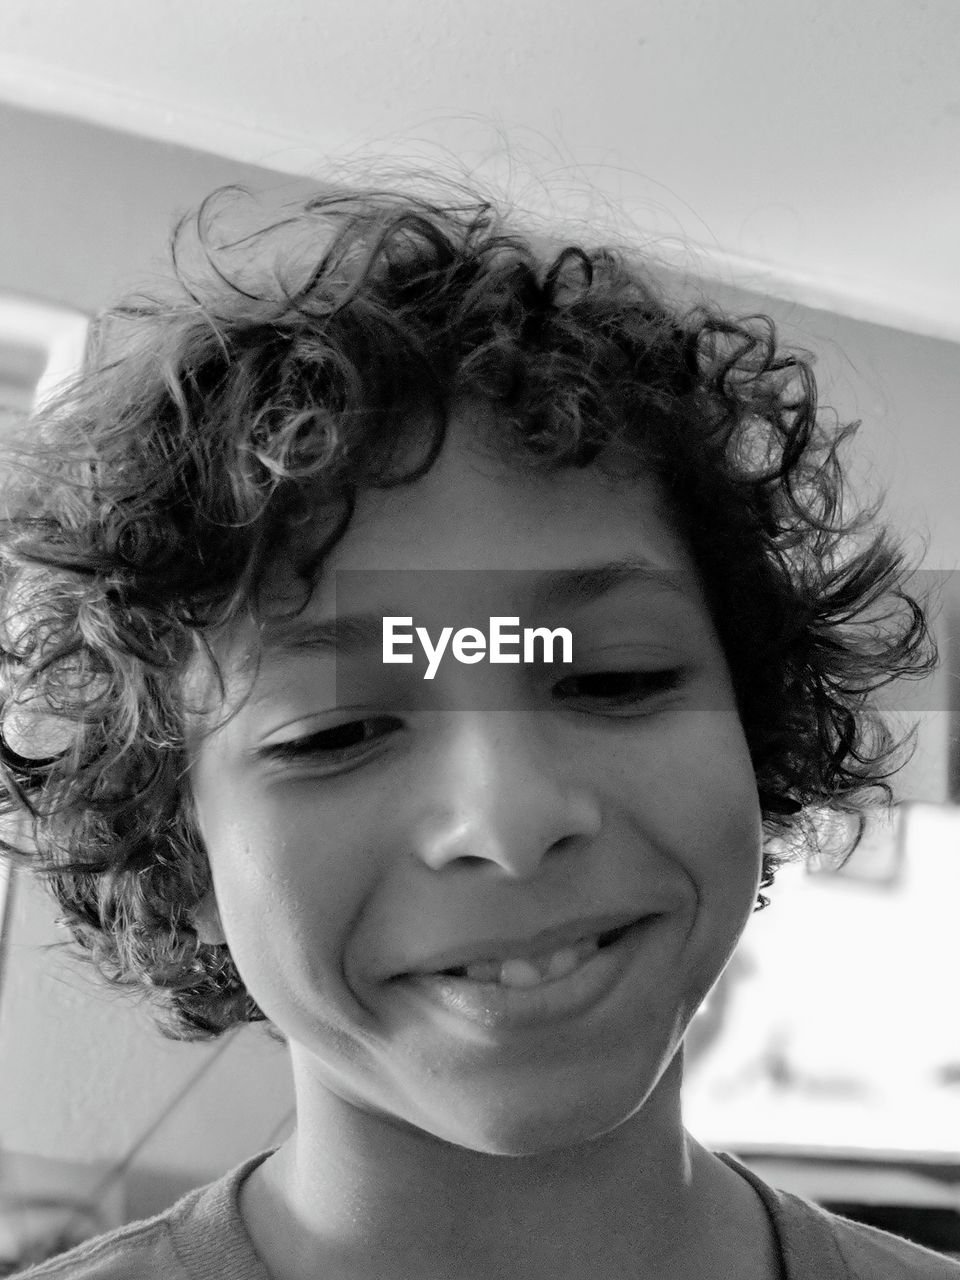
[0,3,958,1275]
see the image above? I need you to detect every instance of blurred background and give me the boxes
[0,0,958,1267]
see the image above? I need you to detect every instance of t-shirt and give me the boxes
[11,1149,960,1278]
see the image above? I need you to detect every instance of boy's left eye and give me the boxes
[551,668,685,713]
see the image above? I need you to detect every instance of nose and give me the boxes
[408,712,602,879]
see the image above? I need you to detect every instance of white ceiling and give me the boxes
[0,0,959,341]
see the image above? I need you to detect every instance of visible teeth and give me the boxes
[545,946,581,979]
[498,958,543,988]
[458,936,602,987]
[572,935,601,964]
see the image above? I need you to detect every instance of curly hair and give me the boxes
[0,183,935,1040]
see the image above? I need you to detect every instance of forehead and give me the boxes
[284,406,693,585]
[197,410,714,703]
[208,405,710,690]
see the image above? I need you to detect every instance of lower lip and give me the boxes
[395,918,660,1031]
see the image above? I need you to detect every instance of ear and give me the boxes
[193,889,227,946]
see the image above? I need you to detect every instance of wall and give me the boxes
[2,0,959,343]
[1,101,956,569]
[693,277,960,805]
[0,103,957,1226]
[0,101,317,311]
[0,103,303,1226]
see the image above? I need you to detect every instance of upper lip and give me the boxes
[392,910,652,978]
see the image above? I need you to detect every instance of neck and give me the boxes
[242,1053,754,1280]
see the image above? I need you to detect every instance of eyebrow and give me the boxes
[254,558,692,660]
[531,558,689,615]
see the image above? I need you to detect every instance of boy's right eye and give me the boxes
[261,715,402,766]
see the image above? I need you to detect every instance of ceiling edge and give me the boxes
[1,54,957,346]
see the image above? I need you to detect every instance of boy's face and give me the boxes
[188,404,763,1156]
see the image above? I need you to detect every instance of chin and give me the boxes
[399,1025,685,1159]
[425,1078,655,1159]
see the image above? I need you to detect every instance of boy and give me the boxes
[0,184,953,1277]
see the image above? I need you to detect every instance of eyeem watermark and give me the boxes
[383,616,573,680]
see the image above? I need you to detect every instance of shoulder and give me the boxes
[717,1152,960,1279]
[819,1210,960,1278]
[11,1150,274,1280]
[11,1213,186,1279]
[779,1192,960,1278]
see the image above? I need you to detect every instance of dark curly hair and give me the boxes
[0,183,935,1040]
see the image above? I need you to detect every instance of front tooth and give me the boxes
[498,958,544,988]
[464,958,501,983]
[573,935,599,963]
[545,946,580,979]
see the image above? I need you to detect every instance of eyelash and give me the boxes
[263,716,402,764]
[261,668,685,770]
[551,667,685,710]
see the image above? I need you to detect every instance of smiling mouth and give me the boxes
[422,922,638,989]
[394,918,659,1030]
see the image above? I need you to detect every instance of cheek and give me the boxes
[611,710,763,896]
[685,718,762,882]
[616,714,763,1021]
[191,772,376,985]
[672,721,765,968]
[192,787,386,1050]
